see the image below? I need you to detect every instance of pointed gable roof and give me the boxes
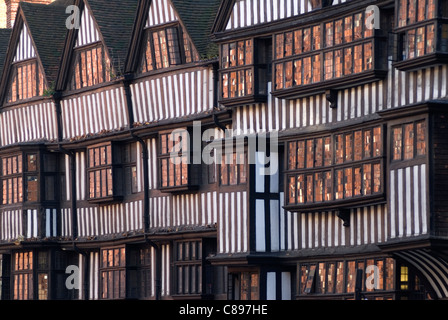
[0,29,12,79]
[86,0,139,75]
[20,1,73,85]
[171,0,221,59]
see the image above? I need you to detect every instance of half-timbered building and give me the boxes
[0,0,447,301]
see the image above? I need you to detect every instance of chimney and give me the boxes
[5,0,56,29]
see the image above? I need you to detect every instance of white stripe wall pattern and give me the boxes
[218,191,248,254]
[87,251,99,300]
[0,102,58,146]
[389,164,428,239]
[130,68,214,125]
[75,5,101,48]
[282,205,388,250]
[161,243,171,297]
[13,23,36,62]
[225,0,348,30]
[0,209,23,241]
[146,0,178,28]
[61,208,72,237]
[150,192,218,229]
[76,200,143,238]
[61,86,128,140]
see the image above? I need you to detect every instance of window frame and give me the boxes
[6,58,46,105]
[393,0,448,70]
[86,142,123,203]
[218,38,270,107]
[389,117,428,169]
[139,23,195,74]
[284,124,386,212]
[68,42,112,91]
[100,247,127,300]
[271,9,388,99]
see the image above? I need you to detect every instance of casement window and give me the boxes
[123,143,138,195]
[298,258,395,296]
[227,270,259,300]
[219,38,271,106]
[395,0,448,70]
[100,247,126,300]
[174,240,203,296]
[158,129,199,192]
[272,9,386,98]
[0,151,56,205]
[12,251,34,300]
[68,43,111,91]
[2,155,23,204]
[139,25,198,74]
[391,120,427,163]
[88,143,114,200]
[100,246,152,300]
[6,59,46,104]
[220,150,247,186]
[285,125,384,210]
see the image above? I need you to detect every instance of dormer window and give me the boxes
[6,59,46,104]
[68,43,111,91]
[138,24,198,74]
[394,0,448,70]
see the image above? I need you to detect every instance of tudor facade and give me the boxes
[0,0,447,301]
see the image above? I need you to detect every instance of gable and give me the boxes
[75,4,101,48]
[13,23,36,63]
[146,0,178,28]
[223,0,348,31]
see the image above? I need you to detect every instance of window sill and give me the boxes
[87,195,123,204]
[283,193,385,213]
[272,69,387,100]
[159,185,199,193]
[218,94,267,107]
[393,53,448,72]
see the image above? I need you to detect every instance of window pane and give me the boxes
[324,171,332,201]
[335,19,343,45]
[393,127,403,160]
[312,25,321,51]
[294,30,303,55]
[399,0,407,27]
[354,45,363,74]
[324,137,332,166]
[336,262,344,293]
[408,0,417,25]
[288,176,296,204]
[346,261,356,293]
[303,57,312,85]
[222,73,229,99]
[344,47,353,75]
[373,126,382,156]
[354,167,362,196]
[354,131,363,161]
[327,263,335,294]
[26,176,38,202]
[306,140,314,168]
[229,42,237,67]
[294,59,302,86]
[426,24,435,54]
[416,27,425,57]
[297,174,305,203]
[246,69,253,95]
[315,138,323,167]
[288,142,296,170]
[407,29,416,59]
[324,52,333,80]
[416,121,426,156]
[245,39,253,65]
[306,174,313,203]
[344,168,353,198]
[344,16,353,43]
[285,61,293,88]
[345,133,353,162]
[238,70,245,96]
[335,50,343,78]
[303,28,311,52]
[404,123,414,160]
[238,41,245,66]
[335,134,344,164]
[325,22,334,47]
[335,169,343,200]
[373,163,381,193]
[275,64,284,90]
[275,34,284,60]
[297,141,305,169]
[312,55,321,83]
[314,172,323,202]
[354,13,363,40]
[167,28,181,65]
[363,164,372,195]
[364,130,372,159]
[230,71,237,98]
[222,44,229,69]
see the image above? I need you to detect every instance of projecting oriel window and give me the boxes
[395,0,448,70]
[391,120,427,162]
[272,8,387,98]
[285,125,384,210]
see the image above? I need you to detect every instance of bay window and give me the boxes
[219,38,270,106]
[285,125,385,211]
[272,10,387,99]
[394,0,448,70]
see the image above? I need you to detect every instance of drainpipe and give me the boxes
[123,78,161,300]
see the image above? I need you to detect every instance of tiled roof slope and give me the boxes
[171,0,221,59]
[87,0,139,75]
[21,1,74,85]
[0,29,12,78]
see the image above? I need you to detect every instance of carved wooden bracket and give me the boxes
[337,208,350,227]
